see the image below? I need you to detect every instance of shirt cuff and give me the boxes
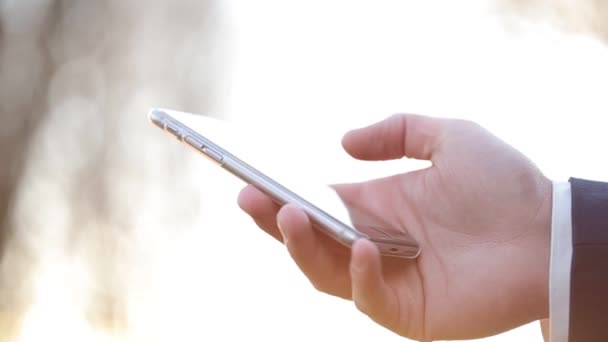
[549,181,573,341]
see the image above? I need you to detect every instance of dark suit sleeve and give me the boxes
[568,177,608,341]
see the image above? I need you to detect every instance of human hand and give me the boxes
[237,114,552,341]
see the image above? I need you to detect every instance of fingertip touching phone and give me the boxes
[148,108,420,259]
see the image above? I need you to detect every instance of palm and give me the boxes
[238,115,551,341]
[337,156,549,339]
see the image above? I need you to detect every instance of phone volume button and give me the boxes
[166,123,181,137]
[202,147,224,163]
[184,135,203,149]
[183,135,223,164]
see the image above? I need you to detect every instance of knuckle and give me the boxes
[310,278,346,298]
[389,113,414,129]
[442,118,485,143]
[455,118,482,131]
[390,113,409,120]
[310,279,331,294]
[353,296,370,315]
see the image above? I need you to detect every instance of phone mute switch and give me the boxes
[202,147,223,163]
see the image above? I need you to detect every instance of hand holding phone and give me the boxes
[150,108,554,341]
[235,112,553,341]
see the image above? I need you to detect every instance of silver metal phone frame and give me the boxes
[148,109,420,259]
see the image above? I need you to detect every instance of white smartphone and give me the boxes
[148,108,420,258]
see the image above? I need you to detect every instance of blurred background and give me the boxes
[1,1,607,341]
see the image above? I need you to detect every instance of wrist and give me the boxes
[529,177,552,319]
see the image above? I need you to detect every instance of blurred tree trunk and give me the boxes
[0,1,59,335]
[1,0,220,338]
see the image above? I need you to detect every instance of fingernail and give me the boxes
[277,221,288,244]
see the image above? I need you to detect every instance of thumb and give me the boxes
[350,239,400,331]
[341,114,446,161]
